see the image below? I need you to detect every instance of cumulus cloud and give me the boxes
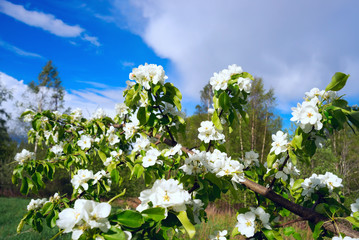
[0,72,124,135]
[0,39,43,58]
[0,0,100,46]
[114,0,359,112]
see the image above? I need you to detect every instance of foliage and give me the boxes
[10,63,359,240]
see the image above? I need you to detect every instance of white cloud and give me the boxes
[0,72,124,135]
[82,34,101,47]
[0,0,100,46]
[115,0,359,112]
[0,39,43,58]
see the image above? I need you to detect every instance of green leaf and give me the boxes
[212,110,223,131]
[292,179,304,191]
[41,202,53,215]
[283,227,295,236]
[231,225,240,237]
[20,177,29,195]
[347,111,359,128]
[103,227,126,240]
[115,210,144,228]
[266,152,277,168]
[205,172,223,189]
[219,92,230,111]
[312,221,323,239]
[111,169,120,185]
[141,207,166,221]
[173,96,182,111]
[130,164,144,179]
[325,72,349,91]
[288,149,297,165]
[292,133,303,150]
[262,229,283,240]
[98,150,107,163]
[346,216,359,228]
[45,210,58,228]
[137,107,148,125]
[177,211,195,239]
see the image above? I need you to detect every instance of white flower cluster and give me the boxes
[27,198,47,211]
[123,114,140,139]
[106,126,120,146]
[272,157,300,182]
[290,87,330,133]
[235,207,271,238]
[22,109,35,122]
[163,144,182,157]
[350,198,359,215]
[27,193,60,211]
[129,63,168,90]
[56,199,111,240]
[115,103,129,119]
[243,150,260,168]
[209,230,228,240]
[142,147,162,168]
[104,149,123,167]
[136,179,191,217]
[305,88,337,102]
[71,108,83,122]
[51,142,65,155]
[132,135,151,153]
[162,102,185,118]
[180,149,245,183]
[198,121,225,143]
[270,131,288,155]
[14,149,35,165]
[332,236,357,240]
[301,172,343,199]
[77,134,93,150]
[210,64,251,93]
[91,108,107,120]
[71,169,110,192]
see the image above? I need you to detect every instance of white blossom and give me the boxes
[164,144,182,157]
[71,169,94,191]
[129,63,168,90]
[132,135,151,153]
[108,133,120,146]
[209,230,228,240]
[56,199,111,240]
[236,212,256,237]
[243,151,259,168]
[77,135,92,150]
[142,147,162,168]
[91,108,107,120]
[71,108,82,122]
[51,142,64,155]
[136,179,191,216]
[14,149,35,165]
[351,198,359,215]
[115,103,129,118]
[270,131,288,155]
[27,198,47,211]
[301,172,343,199]
[198,121,225,143]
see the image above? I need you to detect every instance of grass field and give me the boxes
[0,197,70,240]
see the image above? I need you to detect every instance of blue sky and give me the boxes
[1,0,359,131]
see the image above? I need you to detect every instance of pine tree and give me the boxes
[28,60,64,111]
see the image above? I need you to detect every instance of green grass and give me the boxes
[0,197,70,240]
